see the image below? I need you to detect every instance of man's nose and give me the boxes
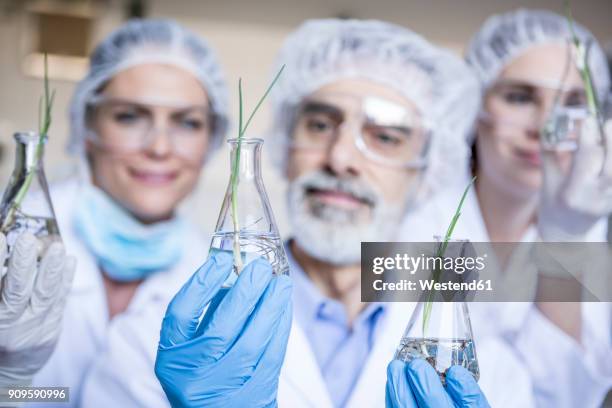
[324,123,364,177]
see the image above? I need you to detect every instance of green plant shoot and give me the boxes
[230,65,285,274]
[1,54,55,232]
[421,176,476,334]
[565,1,599,117]
[564,1,606,170]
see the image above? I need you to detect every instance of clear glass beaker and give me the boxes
[0,132,61,264]
[394,239,479,385]
[209,138,289,287]
[541,106,589,152]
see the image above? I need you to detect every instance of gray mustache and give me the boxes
[299,172,378,207]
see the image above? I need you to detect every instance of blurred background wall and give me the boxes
[0,0,611,236]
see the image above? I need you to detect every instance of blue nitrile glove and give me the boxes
[154,251,292,408]
[386,359,490,408]
[387,360,418,408]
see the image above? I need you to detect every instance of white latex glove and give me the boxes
[0,232,76,389]
[538,117,612,242]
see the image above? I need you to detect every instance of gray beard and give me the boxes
[287,170,404,265]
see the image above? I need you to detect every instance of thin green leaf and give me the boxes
[38,95,43,136]
[231,79,244,227]
[240,65,285,137]
[564,1,606,169]
[565,1,599,116]
[438,176,475,257]
[238,78,244,138]
[229,67,285,274]
[44,54,50,100]
[423,176,476,334]
[422,300,433,335]
[42,90,55,134]
[232,79,244,188]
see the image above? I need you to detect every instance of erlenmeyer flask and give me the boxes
[541,106,589,152]
[395,302,479,385]
[209,138,289,287]
[394,239,479,385]
[0,132,61,263]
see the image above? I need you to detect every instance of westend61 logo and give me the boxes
[362,242,492,302]
[371,253,487,275]
[360,241,612,302]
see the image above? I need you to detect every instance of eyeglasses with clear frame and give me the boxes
[86,95,215,161]
[482,78,588,136]
[289,93,432,169]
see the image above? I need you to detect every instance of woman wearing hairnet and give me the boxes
[405,9,611,407]
[26,19,232,406]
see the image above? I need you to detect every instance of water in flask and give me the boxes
[209,138,289,288]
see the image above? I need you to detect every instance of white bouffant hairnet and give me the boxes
[465,9,610,101]
[68,18,229,156]
[269,19,481,203]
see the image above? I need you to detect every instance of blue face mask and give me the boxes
[73,184,187,282]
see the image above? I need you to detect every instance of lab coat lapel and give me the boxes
[279,320,334,408]
[70,241,111,352]
[346,302,415,408]
[51,179,99,293]
[52,180,109,342]
[279,240,414,407]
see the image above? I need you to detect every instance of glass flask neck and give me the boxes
[228,138,263,183]
[13,132,47,172]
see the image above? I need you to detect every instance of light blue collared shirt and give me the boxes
[286,242,387,407]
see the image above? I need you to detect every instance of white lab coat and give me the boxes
[29,178,207,407]
[77,254,536,407]
[401,176,612,407]
[278,302,535,407]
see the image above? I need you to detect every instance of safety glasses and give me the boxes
[290,93,432,169]
[86,96,214,160]
[482,78,588,134]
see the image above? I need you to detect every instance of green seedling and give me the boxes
[422,176,476,334]
[1,54,55,232]
[230,66,285,273]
